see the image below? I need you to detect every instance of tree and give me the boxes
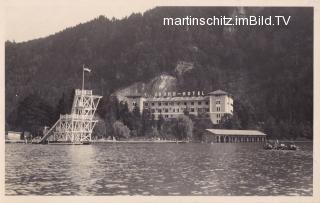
[112,121,131,140]
[234,99,257,129]
[278,120,290,139]
[263,116,279,139]
[55,92,70,120]
[92,116,107,139]
[16,94,55,137]
[141,108,152,136]
[301,122,312,139]
[150,127,160,138]
[193,113,213,141]
[161,121,176,139]
[220,114,242,129]
[96,96,106,118]
[130,106,142,136]
[118,101,131,127]
[157,114,165,132]
[104,96,120,138]
[173,115,194,140]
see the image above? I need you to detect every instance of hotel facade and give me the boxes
[124,90,233,124]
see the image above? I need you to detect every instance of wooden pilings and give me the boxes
[215,135,265,143]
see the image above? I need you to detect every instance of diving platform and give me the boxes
[39,89,102,144]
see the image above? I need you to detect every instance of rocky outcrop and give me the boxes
[114,74,178,100]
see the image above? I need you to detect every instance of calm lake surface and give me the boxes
[5,142,312,196]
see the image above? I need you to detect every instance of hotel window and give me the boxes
[217,119,220,124]
[151,109,155,113]
[145,102,148,106]
[133,102,137,106]
[158,102,162,106]
[184,102,187,105]
[191,102,194,105]
[191,108,195,112]
[205,101,209,105]
[158,109,162,113]
[177,102,180,105]
[206,108,210,112]
[217,107,220,111]
[165,102,168,106]
[170,102,174,106]
[165,109,168,113]
[165,115,169,118]
[151,103,155,106]
[217,114,220,118]
[216,101,220,104]
[198,101,202,105]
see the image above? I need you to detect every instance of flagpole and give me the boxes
[82,64,84,90]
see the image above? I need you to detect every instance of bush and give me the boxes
[112,121,130,139]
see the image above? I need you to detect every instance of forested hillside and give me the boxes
[5,7,313,139]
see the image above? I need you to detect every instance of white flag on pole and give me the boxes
[83,67,91,73]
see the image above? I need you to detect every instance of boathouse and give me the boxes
[6,131,22,141]
[203,129,266,143]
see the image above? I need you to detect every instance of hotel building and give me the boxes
[124,90,233,124]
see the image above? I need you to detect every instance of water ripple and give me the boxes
[5,143,313,196]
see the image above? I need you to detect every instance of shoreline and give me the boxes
[90,140,188,144]
[5,140,313,145]
[5,139,189,144]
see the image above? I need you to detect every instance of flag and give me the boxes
[83,67,91,73]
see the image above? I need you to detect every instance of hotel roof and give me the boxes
[145,96,209,102]
[205,129,266,136]
[207,90,229,96]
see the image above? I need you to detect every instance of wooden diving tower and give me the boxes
[39,65,102,144]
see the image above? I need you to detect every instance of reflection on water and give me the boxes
[5,143,312,195]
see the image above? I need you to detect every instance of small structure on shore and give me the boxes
[5,131,23,143]
[203,129,266,143]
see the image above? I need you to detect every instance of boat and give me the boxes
[288,144,298,150]
[263,142,273,150]
[264,141,298,151]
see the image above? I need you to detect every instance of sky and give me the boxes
[4,0,313,42]
[4,0,159,42]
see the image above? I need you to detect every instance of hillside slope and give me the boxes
[5,7,313,136]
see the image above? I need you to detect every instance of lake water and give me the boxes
[5,142,313,196]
